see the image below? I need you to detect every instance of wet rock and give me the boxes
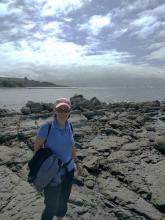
[98,177,162,220]
[0,131,18,144]
[84,156,100,172]
[108,150,132,163]
[101,127,120,136]
[83,111,96,120]
[109,120,126,130]
[0,166,44,220]
[145,126,156,132]
[155,129,165,153]
[121,140,149,151]
[21,107,31,115]
[26,101,44,113]
[88,135,129,152]
[89,97,102,106]
[1,97,165,220]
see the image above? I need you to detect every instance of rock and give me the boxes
[108,151,132,163]
[0,145,33,166]
[98,116,109,123]
[88,135,129,152]
[89,97,102,106]
[144,114,157,122]
[121,142,143,151]
[69,196,84,207]
[155,130,165,153]
[42,103,53,112]
[98,177,162,220]
[85,179,95,189]
[20,107,31,115]
[84,156,100,172]
[76,206,89,215]
[83,111,96,120]
[109,120,126,130]
[101,128,120,136]
[26,101,44,113]
[71,110,82,114]
[74,131,85,142]
[0,145,15,165]
[0,109,19,117]
[0,131,18,144]
[145,111,159,117]
[84,176,96,189]
[71,94,84,102]
[114,208,133,219]
[159,116,165,122]
[95,110,105,116]
[80,212,91,220]
[70,113,88,124]
[145,126,156,132]
[78,100,91,108]
[1,96,165,220]
[146,160,165,212]
[0,166,44,220]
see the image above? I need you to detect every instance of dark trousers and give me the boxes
[41,170,74,220]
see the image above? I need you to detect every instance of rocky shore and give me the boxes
[0,94,165,220]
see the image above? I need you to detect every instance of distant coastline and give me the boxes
[0,76,67,88]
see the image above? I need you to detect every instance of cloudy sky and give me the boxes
[0,0,165,85]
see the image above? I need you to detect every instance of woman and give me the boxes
[34,98,81,220]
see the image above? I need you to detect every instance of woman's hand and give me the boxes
[34,136,44,153]
[75,162,82,176]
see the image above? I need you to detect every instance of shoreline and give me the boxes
[0,86,78,89]
[1,98,165,112]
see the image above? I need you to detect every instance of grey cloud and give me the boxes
[158,29,165,38]
[131,21,161,39]
[0,0,165,81]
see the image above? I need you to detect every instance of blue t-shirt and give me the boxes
[37,119,75,173]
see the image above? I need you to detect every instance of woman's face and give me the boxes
[55,107,70,122]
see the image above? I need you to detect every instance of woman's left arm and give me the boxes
[72,147,82,176]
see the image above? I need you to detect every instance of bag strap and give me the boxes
[44,122,52,147]
[63,158,73,166]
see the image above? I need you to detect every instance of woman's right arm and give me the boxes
[34,123,49,153]
[34,136,45,153]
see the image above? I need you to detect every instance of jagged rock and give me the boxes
[109,120,126,130]
[26,101,44,113]
[159,116,165,122]
[146,160,165,212]
[1,97,165,220]
[42,103,54,112]
[88,135,129,152]
[101,127,120,135]
[21,107,31,115]
[121,140,150,151]
[84,156,100,171]
[83,111,96,120]
[0,145,33,166]
[0,131,18,144]
[89,97,102,106]
[108,150,132,163]
[155,129,165,153]
[97,177,162,220]
[0,166,44,220]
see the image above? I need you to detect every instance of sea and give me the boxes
[0,86,165,111]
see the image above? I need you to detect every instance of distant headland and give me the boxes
[0,77,66,88]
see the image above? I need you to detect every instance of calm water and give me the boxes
[0,86,165,110]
